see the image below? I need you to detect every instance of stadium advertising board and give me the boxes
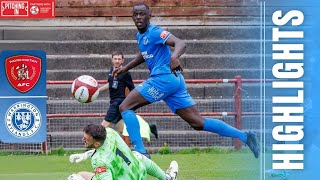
[0,0,55,18]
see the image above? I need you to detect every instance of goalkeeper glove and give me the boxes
[69,149,95,163]
[67,173,85,180]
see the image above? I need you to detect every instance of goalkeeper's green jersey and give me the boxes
[91,128,147,180]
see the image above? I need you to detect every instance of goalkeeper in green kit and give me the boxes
[68,124,178,180]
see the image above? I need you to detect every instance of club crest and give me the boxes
[143,36,148,45]
[5,55,42,93]
[5,101,41,138]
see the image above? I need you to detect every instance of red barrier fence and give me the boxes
[46,78,273,85]
[46,76,272,151]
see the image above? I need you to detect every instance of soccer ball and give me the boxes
[71,75,99,103]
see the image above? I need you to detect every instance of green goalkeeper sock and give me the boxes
[141,154,166,180]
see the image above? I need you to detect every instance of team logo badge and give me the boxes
[160,30,170,39]
[143,36,148,45]
[5,55,42,93]
[5,101,41,138]
[30,5,39,15]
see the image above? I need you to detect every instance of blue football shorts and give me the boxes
[136,73,195,113]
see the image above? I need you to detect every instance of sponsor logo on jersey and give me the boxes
[143,36,148,45]
[147,87,164,100]
[94,166,107,174]
[160,30,170,39]
[5,54,42,93]
[141,51,154,59]
[5,101,41,138]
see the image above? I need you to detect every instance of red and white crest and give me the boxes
[5,55,42,93]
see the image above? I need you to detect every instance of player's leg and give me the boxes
[122,116,155,146]
[133,151,177,180]
[119,89,151,154]
[133,151,166,179]
[120,76,180,155]
[122,135,131,146]
[175,106,247,141]
[176,106,259,158]
[137,113,158,139]
[149,123,158,139]
[102,98,124,131]
[165,74,259,158]
[115,119,125,134]
[101,120,112,128]
[164,74,247,139]
[174,105,259,158]
[136,115,153,142]
[115,120,131,146]
[101,107,113,128]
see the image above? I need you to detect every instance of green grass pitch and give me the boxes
[0,152,261,180]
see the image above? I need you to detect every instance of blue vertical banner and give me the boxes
[264,0,320,179]
[303,1,320,178]
[0,50,46,143]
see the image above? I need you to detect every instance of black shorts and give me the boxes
[104,98,125,124]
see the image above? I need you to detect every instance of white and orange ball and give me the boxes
[71,75,99,103]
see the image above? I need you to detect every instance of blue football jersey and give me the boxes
[136,24,172,76]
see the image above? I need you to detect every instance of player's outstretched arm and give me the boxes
[69,149,95,163]
[98,83,109,92]
[112,53,144,77]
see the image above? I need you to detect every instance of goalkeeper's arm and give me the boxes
[69,149,95,163]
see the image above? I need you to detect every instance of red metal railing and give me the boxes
[234,76,242,149]
[46,76,268,151]
[47,79,238,85]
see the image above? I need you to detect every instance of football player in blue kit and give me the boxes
[112,3,260,159]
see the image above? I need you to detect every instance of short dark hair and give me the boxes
[111,51,124,59]
[133,2,149,10]
[83,124,106,143]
